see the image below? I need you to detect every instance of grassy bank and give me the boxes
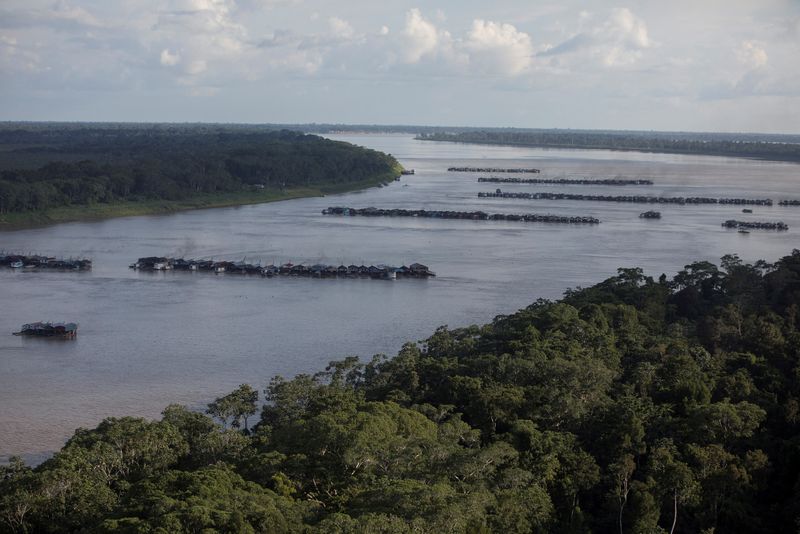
[0,170,399,231]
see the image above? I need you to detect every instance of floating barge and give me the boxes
[131,257,436,279]
[448,167,540,173]
[322,206,599,225]
[722,220,788,231]
[14,322,78,339]
[478,177,653,186]
[639,211,661,219]
[0,253,91,271]
[479,191,773,206]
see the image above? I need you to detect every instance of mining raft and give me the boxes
[131,257,436,279]
[13,322,78,339]
[1,253,91,270]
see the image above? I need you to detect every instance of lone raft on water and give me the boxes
[13,322,78,338]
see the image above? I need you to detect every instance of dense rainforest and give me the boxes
[0,125,400,214]
[417,131,800,162]
[3,249,800,533]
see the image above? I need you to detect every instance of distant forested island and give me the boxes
[0,124,401,228]
[417,130,800,162]
[3,249,800,533]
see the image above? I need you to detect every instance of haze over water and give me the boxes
[1,133,799,463]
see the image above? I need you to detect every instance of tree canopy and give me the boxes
[0,126,400,214]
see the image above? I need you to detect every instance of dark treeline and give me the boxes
[6,122,799,146]
[3,250,800,532]
[0,126,400,213]
[419,131,800,162]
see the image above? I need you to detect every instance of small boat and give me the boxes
[742,209,753,214]
[10,260,23,268]
[14,322,78,339]
[738,229,750,234]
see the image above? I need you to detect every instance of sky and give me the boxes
[1,0,799,133]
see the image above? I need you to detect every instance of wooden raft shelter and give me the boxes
[14,322,78,339]
[131,257,436,279]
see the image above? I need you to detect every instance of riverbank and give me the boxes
[0,171,400,231]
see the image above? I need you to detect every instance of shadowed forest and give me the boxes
[0,125,400,214]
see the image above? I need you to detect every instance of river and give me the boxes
[2,133,799,463]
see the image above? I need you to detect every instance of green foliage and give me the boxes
[207,384,259,431]
[5,249,800,532]
[97,464,303,533]
[0,127,400,214]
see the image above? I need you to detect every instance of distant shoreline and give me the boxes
[415,134,800,163]
[0,173,396,231]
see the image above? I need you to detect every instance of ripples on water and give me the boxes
[2,134,799,463]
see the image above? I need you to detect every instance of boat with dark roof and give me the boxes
[14,322,78,339]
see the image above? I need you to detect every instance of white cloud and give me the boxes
[392,10,535,76]
[328,17,354,39]
[541,8,652,67]
[402,8,440,63]
[607,7,650,49]
[50,1,103,28]
[1,1,799,132]
[157,0,247,53]
[463,19,533,75]
[186,58,207,74]
[736,40,767,68]
[160,48,181,66]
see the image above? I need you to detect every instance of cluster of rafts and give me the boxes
[479,190,775,206]
[448,167,540,173]
[13,166,795,338]
[322,206,600,224]
[130,257,435,279]
[722,220,789,231]
[478,177,653,186]
[1,253,91,270]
